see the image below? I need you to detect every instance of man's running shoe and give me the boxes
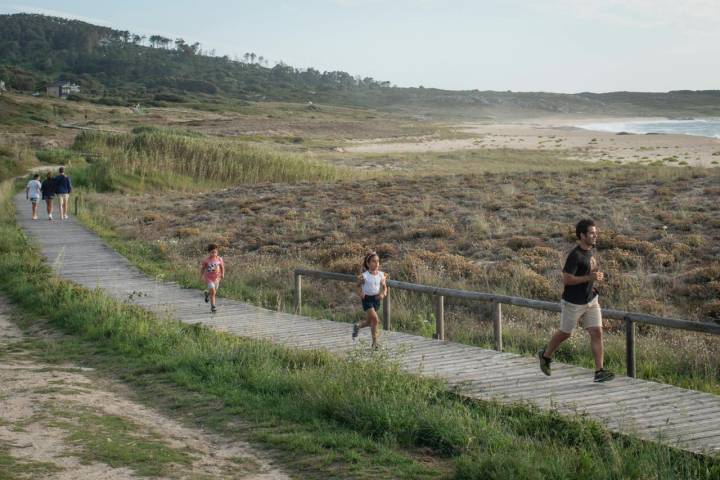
[538,347,552,376]
[204,291,209,303]
[211,305,217,313]
[593,369,615,383]
[352,323,359,340]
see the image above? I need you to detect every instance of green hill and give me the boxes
[2,13,720,118]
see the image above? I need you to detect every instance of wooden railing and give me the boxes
[293,268,720,378]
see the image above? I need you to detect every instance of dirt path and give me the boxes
[0,297,290,480]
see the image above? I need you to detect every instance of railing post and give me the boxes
[434,295,445,340]
[626,316,636,378]
[382,290,390,331]
[294,273,302,314]
[74,195,79,216]
[492,301,503,351]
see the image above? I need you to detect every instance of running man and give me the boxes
[538,219,615,383]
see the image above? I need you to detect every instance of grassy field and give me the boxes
[1,178,718,479]
[2,92,720,476]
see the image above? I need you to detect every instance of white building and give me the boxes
[46,81,80,98]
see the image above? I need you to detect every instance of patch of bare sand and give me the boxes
[344,117,720,167]
[0,297,289,480]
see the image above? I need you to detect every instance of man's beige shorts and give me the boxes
[57,193,69,201]
[560,296,602,333]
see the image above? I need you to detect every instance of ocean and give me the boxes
[576,119,720,139]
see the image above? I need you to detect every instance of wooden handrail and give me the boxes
[293,268,720,378]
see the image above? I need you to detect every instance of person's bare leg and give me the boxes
[209,287,216,306]
[369,309,379,346]
[31,202,37,218]
[61,197,67,218]
[587,327,604,370]
[46,199,53,218]
[543,330,571,358]
[357,311,371,329]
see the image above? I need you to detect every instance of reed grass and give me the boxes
[72,130,346,187]
[0,142,36,179]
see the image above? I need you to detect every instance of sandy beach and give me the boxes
[345,117,720,167]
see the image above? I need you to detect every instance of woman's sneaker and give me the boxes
[538,347,552,376]
[352,323,359,339]
[204,291,209,303]
[211,305,217,313]
[593,369,615,383]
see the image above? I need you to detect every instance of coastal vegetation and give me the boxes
[74,157,720,395]
[1,177,718,478]
[71,129,346,189]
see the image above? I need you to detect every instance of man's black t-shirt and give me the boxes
[562,245,596,305]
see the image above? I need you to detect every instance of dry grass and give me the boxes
[73,130,346,185]
[77,164,720,391]
[83,166,720,318]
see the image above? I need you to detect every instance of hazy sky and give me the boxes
[1,0,718,93]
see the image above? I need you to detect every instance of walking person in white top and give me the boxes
[25,173,42,220]
[352,251,388,349]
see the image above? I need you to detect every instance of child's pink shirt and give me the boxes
[201,255,224,282]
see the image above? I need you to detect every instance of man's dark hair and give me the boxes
[576,219,596,239]
[33,173,39,179]
[207,243,219,252]
[59,166,65,173]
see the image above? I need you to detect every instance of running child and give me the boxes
[352,251,388,349]
[25,174,41,220]
[200,243,224,313]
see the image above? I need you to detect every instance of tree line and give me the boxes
[0,13,392,102]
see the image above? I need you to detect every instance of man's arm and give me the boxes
[563,272,594,285]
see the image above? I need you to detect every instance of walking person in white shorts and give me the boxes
[538,219,615,383]
[25,173,42,220]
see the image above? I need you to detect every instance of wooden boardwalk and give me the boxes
[14,193,720,456]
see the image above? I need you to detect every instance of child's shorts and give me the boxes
[207,280,220,290]
[362,295,381,312]
[29,197,38,204]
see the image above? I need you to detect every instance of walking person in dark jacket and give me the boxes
[40,171,56,221]
[54,166,72,220]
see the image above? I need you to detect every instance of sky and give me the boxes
[1,0,718,93]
